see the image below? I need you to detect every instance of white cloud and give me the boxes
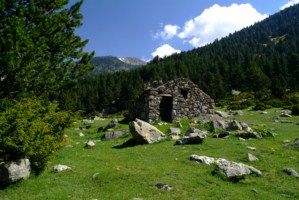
[280,0,299,10]
[151,44,181,58]
[178,3,268,47]
[154,24,180,40]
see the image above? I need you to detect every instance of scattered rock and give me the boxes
[247,146,257,151]
[283,140,291,143]
[260,111,268,114]
[79,132,85,137]
[227,120,243,131]
[232,110,244,116]
[280,113,292,118]
[218,131,230,138]
[215,111,229,118]
[212,119,228,131]
[239,137,246,141]
[0,159,31,185]
[280,110,292,115]
[239,131,262,139]
[85,140,96,148]
[93,116,103,121]
[53,164,71,172]
[281,120,292,124]
[167,127,181,136]
[129,119,166,144]
[105,130,129,139]
[248,153,259,162]
[107,119,118,129]
[185,127,208,137]
[176,132,207,145]
[170,135,180,140]
[283,167,299,178]
[287,138,299,149]
[190,155,261,182]
[155,183,172,190]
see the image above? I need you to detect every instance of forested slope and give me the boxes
[59,5,299,113]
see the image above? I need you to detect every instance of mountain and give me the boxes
[89,56,146,75]
[60,4,299,113]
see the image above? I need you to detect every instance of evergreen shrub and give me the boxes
[291,104,299,115]
[0,98,71,173]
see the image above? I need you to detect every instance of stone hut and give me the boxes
[128,78,214,122]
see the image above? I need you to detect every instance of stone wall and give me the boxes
[128,78,214,122]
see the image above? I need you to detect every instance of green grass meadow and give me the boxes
[1,108,299,199]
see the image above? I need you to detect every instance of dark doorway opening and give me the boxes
[159,96,173,122]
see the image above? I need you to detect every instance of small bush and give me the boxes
[291,104,299,115]
[264,99,286,108]
[252,102,271,111]
[0,98,71,173]
[227,103,248,110]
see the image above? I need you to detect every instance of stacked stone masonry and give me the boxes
[128,78,214,122]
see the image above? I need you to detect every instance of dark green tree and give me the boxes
[0,0,94,99]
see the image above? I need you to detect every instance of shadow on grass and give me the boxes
[113,138,143,149]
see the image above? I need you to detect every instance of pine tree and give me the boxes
[0,0,94,99]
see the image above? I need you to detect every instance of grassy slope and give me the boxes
[1,108,299,200]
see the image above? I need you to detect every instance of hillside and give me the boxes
[1,109,299,199]
[89,56,146,75]
[60,4,299,113]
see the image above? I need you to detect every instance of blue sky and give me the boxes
[70,0,299,61]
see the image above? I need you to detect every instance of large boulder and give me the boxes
[105,130,129,139]
[190,155,261,182]
[176,132,207,145]
[129,119,166,144]
[0,159,31,185]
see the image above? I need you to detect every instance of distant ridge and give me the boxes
[89,56,146,75]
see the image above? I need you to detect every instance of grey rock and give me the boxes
[155,183,172,190]
[0,159,31,185]
[227,120,243,131]
[167,127,181,136]
[232,110,244,116]
[215,111,229,118]
[79,132,85,137]
[280,113,292,118]
[283,167,299,178]
[185,127,208,137]
[85,140,96,148]
[281,120,293,123]
[105,130,129,139]
[176,132,207,145]
[129,119,166,144]
[248,153,259,162]
[218,131,230,138]
[190,155,261,182]
[107,119,118,129]
[239,131,262,139]
[287,138,299,149]
[247,146,257,151]
[53,164,71,172]
[212,119,228,131]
